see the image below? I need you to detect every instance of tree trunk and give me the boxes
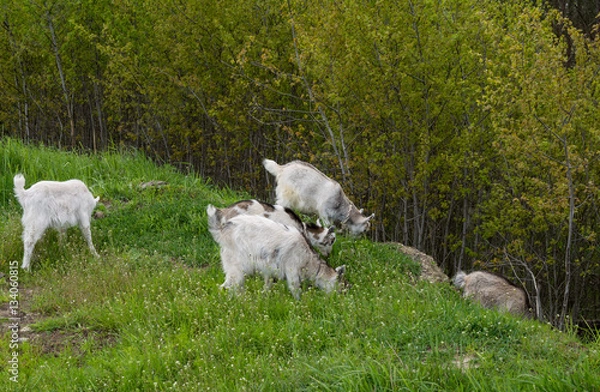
[46,11,76,147]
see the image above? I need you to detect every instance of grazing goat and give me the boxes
[13,174,100,270]
[207,205,346,300]
[453,271,532,318]
[211,199,336,256]
[263,159,374,236]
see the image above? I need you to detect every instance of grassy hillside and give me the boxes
[0,138,598,391]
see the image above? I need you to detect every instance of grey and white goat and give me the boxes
[263,159,374,236]
[207,204,346,300]
[211,199,335,256]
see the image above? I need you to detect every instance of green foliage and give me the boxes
[1,0,600,325]
[0,142,599,391]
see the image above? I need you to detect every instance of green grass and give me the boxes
[1,138,599,391]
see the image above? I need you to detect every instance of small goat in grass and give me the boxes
[453,270,532,318]
[13,174,100,270]
[263,159,374,236]
[207,204,346,300]
[211,199,336,257]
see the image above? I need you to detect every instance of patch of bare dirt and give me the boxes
[28,328,117,357]
[1,277,116,358]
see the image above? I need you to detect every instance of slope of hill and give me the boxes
[1,139,598,391]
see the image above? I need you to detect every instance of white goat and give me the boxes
[263,159,374,236]
[207,205,346,300]
[453,271,532,318]
[211,199,336,257]
[13,174,100,270]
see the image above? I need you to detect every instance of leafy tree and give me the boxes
[1,0,599,327]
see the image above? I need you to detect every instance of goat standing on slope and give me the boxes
[263,159,374,236]
[207,204,346,300]
[211,199,336,257]
[453,270,532,318]
[13,174,100,270]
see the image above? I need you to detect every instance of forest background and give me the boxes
[1,0,599,330]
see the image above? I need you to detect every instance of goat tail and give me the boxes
[13,174,26,203]
[206,204,225,231]
[262,159,282,177]
[207,204,230,244]
[453,270,467,289]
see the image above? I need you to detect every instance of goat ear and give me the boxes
[367,213,374,221]
[316,219,323,228]
[359,208,364,214]
[335,265,346,276]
